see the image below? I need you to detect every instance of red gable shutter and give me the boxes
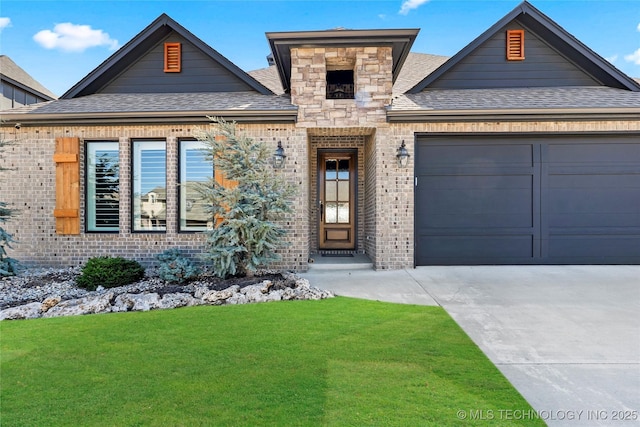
[53,137,80,234]
[506,30,525,61]
[164,42,181,72]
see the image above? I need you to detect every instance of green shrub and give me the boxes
[155,249,200,283]
[76,256,145,290]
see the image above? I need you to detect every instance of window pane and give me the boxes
[337,159,350,180]
[180,140,213,231]
[325,181,337,202]
[87,142,119,232]
[325,202,338,224]
[337,181,349,202]
[337,202,349,223]
[133,140,166,231]
[325,159,337,180]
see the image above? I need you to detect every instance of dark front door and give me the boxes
[319,152,356,250]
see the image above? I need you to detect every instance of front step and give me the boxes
[307,253,373,271]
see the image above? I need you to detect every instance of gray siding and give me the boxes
[428,19,599,90]
[1,80,48,110]
[100,32,256,94]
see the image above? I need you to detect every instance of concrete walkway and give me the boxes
[301,265,640,427]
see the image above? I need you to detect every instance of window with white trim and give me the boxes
[179,140,213,231]
[133,140,167,231]
[86,142,119,232]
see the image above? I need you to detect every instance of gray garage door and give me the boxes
[415,134,640,265]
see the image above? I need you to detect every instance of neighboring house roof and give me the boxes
[62,13,272,98]
[0,55,57,100]
[266,28,419,94]
[409,1,640,92]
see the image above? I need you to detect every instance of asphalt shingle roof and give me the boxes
[12,92,295,115]
[392,53,449,95]
[391,86,640,111]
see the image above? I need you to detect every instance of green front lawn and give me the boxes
[1,297,543,426]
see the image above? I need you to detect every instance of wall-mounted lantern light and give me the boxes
[273,141,286,169]
[396,140,410,168]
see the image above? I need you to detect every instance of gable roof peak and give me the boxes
[408,0,640,93]
[62,13,272,98]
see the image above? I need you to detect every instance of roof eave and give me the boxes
[0,109,298,126]
[386,107,640,122]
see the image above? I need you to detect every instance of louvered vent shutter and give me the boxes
[53,137,80,234]
[506,30,525,61]
[164,42,181,72]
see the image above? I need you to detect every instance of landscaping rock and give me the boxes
[159,293,202,309]
[0,302,43,320]
[41,296,61,312]
[200,285,240,304]
[112,293,161,312]
[1,269,334,321]
[43,293,115,318]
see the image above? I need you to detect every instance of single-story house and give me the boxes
[0,55,57,110]
[1,1,639,270]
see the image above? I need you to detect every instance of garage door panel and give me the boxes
[419,175,533,228]
[417,143,534,169]
[548,177,640,228]
[548,142,640,164]
[548,235,640,261]
[417,235,535,264]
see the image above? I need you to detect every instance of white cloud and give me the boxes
[637,22,640,32]
[0,17,11,31]
[624,48,640,65]
[33,22,119,53]
[399,0,430,15]
[605,54,618,63]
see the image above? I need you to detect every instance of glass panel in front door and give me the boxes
[324,158,350,224]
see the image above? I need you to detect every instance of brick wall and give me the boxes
[0,123,309,271]
[3,116,638,271]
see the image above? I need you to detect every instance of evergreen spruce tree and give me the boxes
[196,118,295,278]
[0,136,19,276]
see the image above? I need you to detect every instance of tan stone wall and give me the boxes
[0,123,309,271]
[291,46,393,127]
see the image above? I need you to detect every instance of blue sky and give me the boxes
[1,0,638,97]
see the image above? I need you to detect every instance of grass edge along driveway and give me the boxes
[1,297,543,426]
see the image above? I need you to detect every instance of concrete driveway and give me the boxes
[303,265,640,427]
